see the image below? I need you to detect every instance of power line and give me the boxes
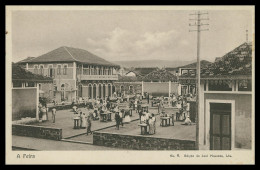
[189,10,209,150]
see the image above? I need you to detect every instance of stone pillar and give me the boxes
[169,81,171,97]
[110,84,113,97]
[141,81,144,96]
[73,62,76,80]
[178,83,181,96]
[86,85,89,98]
[101,84,103,99]
[36,83,39,121]
[81,65,83,75]
[92,85,94,99]
[26,63,29,70]
[96,84,99,98]
[105,84,108,97]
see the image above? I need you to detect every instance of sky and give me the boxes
[11,9,253,63]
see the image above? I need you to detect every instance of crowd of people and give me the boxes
[38,91,194,137]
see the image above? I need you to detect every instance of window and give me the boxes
[38,84,42,90]
[48,65,54,77]
[63,65,68,75]
[208,80,232,91]
[182,70,188,76]
[39,65,44,75]
[57,65,61,75]
[238,80,251,91]
[83,68,88,75]
[34,65,38,74]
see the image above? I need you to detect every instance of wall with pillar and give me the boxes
[80,82,115,99]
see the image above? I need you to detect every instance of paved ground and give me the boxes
[12,136,122,150]
[13,100,195,150]
[29,105,159,139]
[100,120,196,141]
[71,115,196,142]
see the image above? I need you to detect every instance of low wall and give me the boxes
[12,124,62,140]
[47,102,93,111]
[93,132,195,150]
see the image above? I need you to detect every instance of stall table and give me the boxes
[73,117,80,129]
[160,117,171,127]
[100,112,112,122]
[138,123,148,135]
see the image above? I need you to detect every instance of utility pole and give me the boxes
[189,11,209,150]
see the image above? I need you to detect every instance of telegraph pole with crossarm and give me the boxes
[189,11,209,150]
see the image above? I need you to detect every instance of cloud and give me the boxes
[85,27,188,61]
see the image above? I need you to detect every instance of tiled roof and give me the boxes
[17,57,35,63]
[131,67,158,76]
[180,60,212,69]
[12,63,53,82]
[180,42,252,79]
[19,46,119,67]
[141,69,177,82]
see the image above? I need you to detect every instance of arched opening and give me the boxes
[88,84,92,99]
[103,84,106,98]
[120,85,124,93]
[129,85,134,94]
[120,85,124,97]
[98,84,102,98]
[61,84,65,101]
[112,85,115,94]
[78,84,82,97]
[93,84,97,99]
[108,84,111,97]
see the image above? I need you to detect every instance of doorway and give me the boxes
[210,103,231,150]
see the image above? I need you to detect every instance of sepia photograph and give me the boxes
[5,5,255,164]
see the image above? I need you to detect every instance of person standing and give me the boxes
[152,113,156,134]
[81,112,86,128]
[148,116,155,135]
[119,110,124,127]
[41,106,47,121]
[140,113,147,124]
[134,99,138,113]
[86,115,92,135]
[147,93,149,104]
[115,112,121,130]
[51,107,56,123]
[123,110,131,123]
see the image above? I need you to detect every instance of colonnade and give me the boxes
[81,83,115,99]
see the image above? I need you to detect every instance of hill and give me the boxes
[112,59,195,68]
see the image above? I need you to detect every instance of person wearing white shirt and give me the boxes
[140,113,147,124]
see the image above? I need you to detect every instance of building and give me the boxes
[12,62,53,96]
[179,60,211,95]
[17,46,120,102]
[12,63,53,121]
[181,42,253,150]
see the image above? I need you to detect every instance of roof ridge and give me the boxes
[63,46,78,62]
